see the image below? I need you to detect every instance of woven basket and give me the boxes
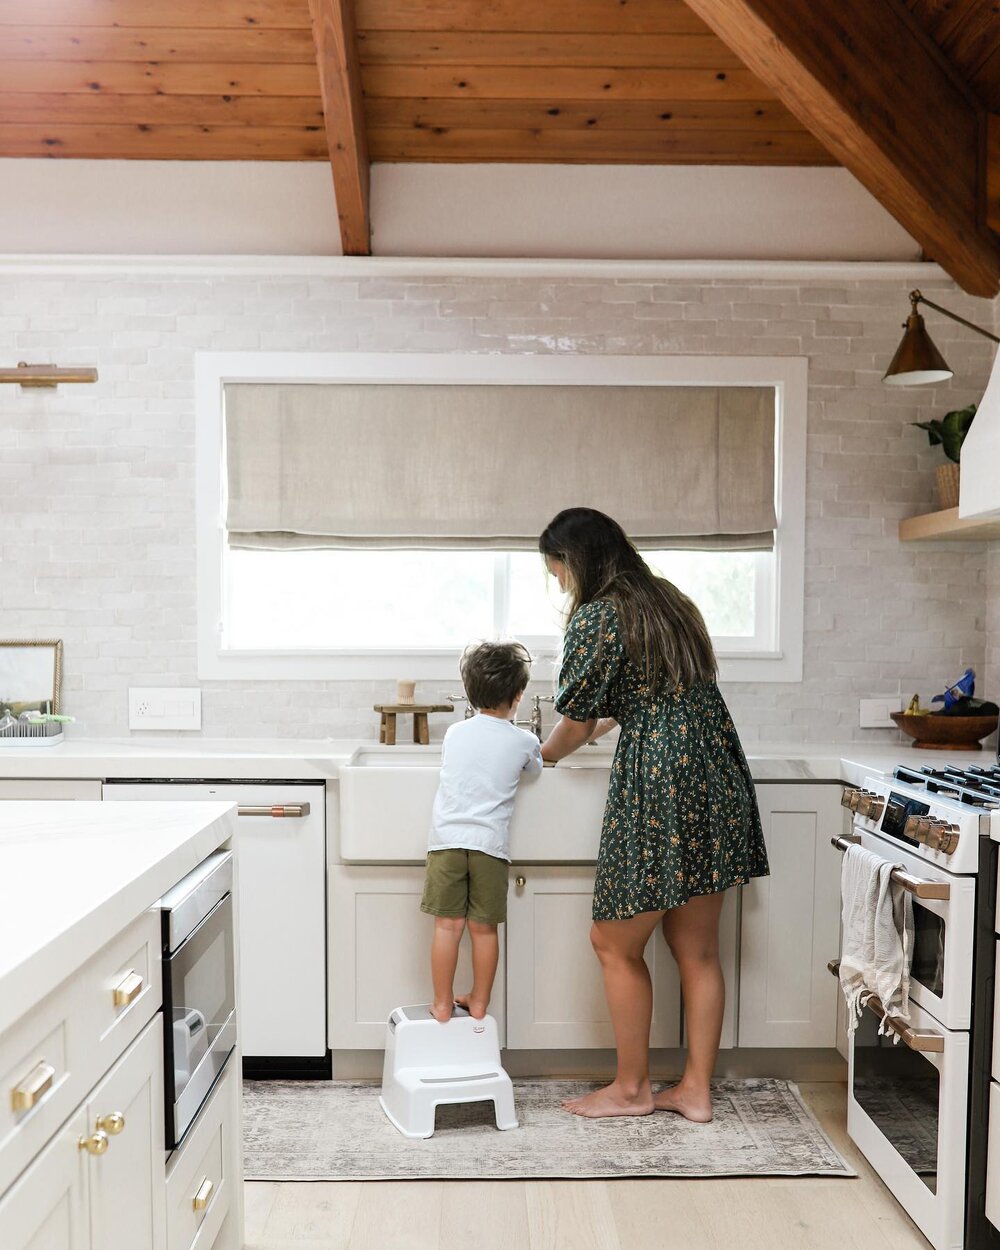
[936,462,960,510]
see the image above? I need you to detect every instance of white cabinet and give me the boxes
[83,1016,165,1250]
[329,866,505,1048]
[0,1107,89,1250]
[0,1019,164,1250]
[505,867,682,1049]
[738,783,843,1048]
[0,781,102,801]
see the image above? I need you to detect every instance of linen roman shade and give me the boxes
[224,382,776,551]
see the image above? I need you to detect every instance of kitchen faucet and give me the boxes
[445,693,477,719]
[515,694,555,740]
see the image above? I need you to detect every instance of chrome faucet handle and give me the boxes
[532,694,555,708]
[445,693,477,719]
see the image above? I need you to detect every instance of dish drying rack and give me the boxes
[0,721,64,747]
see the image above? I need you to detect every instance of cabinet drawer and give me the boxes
[84,909,161,1073]
[0,978,82,1196]
[165,1061,235,1250]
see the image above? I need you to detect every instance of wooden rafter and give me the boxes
[989,115,1000,237]
[307,0,369,255]
[682,0,1000,296]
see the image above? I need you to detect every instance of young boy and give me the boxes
[421,640,543,1023]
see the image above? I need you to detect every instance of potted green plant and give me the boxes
[912,403,977,509]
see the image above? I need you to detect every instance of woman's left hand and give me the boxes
[540,714,597,763]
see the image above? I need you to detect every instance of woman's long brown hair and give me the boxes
[539,507,717,691]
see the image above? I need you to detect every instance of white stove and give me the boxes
[837,756,1000,1250]
[844,761,1000,876]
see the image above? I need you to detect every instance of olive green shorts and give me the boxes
[420,848,509,925]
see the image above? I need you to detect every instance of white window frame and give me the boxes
[196,352,806,684]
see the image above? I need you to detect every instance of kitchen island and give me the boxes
[0,801,242,1250]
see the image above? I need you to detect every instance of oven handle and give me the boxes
[827,960,945,1053]
[830,835,950,900]
[236,804,310,818]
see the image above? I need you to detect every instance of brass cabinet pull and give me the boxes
[78,1130,110,1156]
[236,804,310,818]
[113,970,144,1008]
[515,876,526,887]
[96,1112,125,1136]
[192,1177,215,1211]
[11,1060,55,1112]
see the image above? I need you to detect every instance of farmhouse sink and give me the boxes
[338,744,613,862]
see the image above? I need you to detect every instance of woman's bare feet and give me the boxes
[430,1000,454,1023]
[562,1080,654,1119]
[453,993,488,1019]
[653,1083,713,1123]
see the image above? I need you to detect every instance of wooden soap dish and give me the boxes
[374,703,454,746]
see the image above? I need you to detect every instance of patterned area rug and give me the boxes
[243,1077,855,1180]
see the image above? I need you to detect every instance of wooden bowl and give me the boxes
[891,711,999,750]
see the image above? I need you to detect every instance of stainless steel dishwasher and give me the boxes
[103,779,328,1078]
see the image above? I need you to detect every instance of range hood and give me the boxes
[959,343,1000,520]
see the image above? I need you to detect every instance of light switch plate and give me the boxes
[859,697,902,729]
[128,687,202,731]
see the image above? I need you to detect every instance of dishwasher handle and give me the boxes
[236,803,310,818]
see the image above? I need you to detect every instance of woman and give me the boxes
[539,507,768,1122]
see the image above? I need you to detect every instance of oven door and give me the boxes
[163,891,237,1149]
[849,994,969,1250]
[859,829,976,1031]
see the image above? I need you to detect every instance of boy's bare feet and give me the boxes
[453,993,488,1019]
[653,1084,714,1123]
[430,1000,454,1023]
[561,1080,654,1119]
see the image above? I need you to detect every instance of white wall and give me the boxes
[0,160,917,261]
[0,257,993,745]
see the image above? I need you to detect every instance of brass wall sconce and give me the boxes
[883,290,999,386]
[0,361,98,389]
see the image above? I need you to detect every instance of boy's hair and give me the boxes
[460,641,532,710]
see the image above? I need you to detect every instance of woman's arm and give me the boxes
[541,714,596,763]
[588,717,617,742]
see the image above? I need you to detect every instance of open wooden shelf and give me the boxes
[899,507,1000,542]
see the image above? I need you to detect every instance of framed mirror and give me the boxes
[0,640,63,714]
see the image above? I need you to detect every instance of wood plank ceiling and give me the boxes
[0,0,997,289]
[0,0,826,165]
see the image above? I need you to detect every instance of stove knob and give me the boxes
[841,787,859,811]
[867,797,885,821]
[904,814,928,840]
[928,822,960,855]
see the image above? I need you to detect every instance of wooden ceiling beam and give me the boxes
[988,115,1000,237]
[307,0,369,255]
[682,0,1000,296]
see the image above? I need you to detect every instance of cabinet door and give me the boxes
[738,784,842,1048]
[84,1016,165,1250]
[329,866,505,1049]
[505,868,682,1050]
[0,1107,89,1250]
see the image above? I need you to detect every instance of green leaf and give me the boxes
[912,419,944,447]
[941,404,976,463]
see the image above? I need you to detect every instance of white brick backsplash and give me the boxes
[0,267,997,746]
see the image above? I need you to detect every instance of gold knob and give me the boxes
[192,1177,215,1211]
[78,1130,110,1156]
[515,876,526,887]
[96,1112,125,1136]
[840,787,859,810]
[113,971,143,1008]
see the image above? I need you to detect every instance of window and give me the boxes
[197,352,805,682]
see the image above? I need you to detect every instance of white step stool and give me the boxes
[379,1004,518,1140]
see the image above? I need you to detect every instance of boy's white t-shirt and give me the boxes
[428,714,543,863]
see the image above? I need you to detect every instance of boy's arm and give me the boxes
[523,737,544,777]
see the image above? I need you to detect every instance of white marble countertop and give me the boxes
[0,735,991,784]
[0,801,236,1037]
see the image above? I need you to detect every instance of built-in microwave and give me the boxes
[158,849,237,1150]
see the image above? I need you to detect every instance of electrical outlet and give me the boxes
[859,697,902,729]
[128,687,202,731]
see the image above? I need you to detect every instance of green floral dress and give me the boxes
[556,599,768,921]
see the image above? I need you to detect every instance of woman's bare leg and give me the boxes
[562,909,664,1119]
[656,890,726,1122]
[454,920,499,1019]
[430,915,466,1022]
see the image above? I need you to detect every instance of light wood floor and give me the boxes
[244,1083,930,1250]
